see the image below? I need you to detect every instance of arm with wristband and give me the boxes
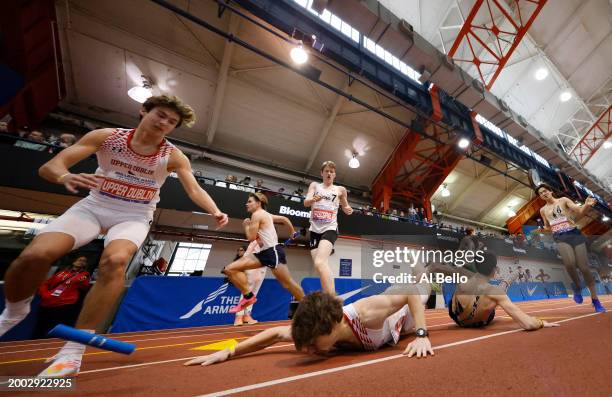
[38,129,112,193]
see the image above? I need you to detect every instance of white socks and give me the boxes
[0,296,33,337]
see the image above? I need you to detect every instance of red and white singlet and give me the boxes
[89,129,175,213]
[309,183,340,234]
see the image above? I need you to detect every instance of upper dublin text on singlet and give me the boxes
[89,129,174,212]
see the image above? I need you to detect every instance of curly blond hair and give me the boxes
[143,95,196,127]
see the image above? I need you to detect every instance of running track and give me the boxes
[0,298,610,396]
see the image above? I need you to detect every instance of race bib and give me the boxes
[550,217,572,233]
[312,208,334,223]
[99,178,157,204]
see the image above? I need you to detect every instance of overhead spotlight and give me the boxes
[559,90,572,102]
[441,184,450,197]
[290,44,309,65]
[458,137,470,149]
[603,141,612,149]
[603,215,610,222]
[507,207,516,217]
[348,153,360,168]
[128,75,153,103]
[534,67,548,81]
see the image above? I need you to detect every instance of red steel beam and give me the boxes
[506,196,544,235]
[448,0,547,90]
[568,105,612,166]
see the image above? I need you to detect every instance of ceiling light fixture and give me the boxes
[458,137,470,149]
[290,44,309,65]
[128,75,153,103]
[348,153,360,168]
[441,184,450,197]
[559,90,572,102]
[534,67,548,81]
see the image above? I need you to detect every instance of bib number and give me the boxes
[312,209,333,223]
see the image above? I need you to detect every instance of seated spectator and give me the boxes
[227,175,240,190]
[408,206,416,222]
[0,121,8,133]
[255,179,268,192]
[34,256,91,339]
[14,130,47,151]
[276,187,289,199]
[292,187,304,197]
[239,176,255,192]
[57,133,77,148]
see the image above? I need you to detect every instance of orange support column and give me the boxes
[581,220,609,236]
[506,196,544,235]
[371,129,421,210]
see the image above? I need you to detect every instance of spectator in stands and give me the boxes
[458,228,484,272]
[227,175,239,190]
[0,121,8,133]
[277,187,289,199]
[57,133,77,148]
[535,269,551,283]
[14,130,47,151]
[524,268,533,282]
[293,187,304,198]
[33,256,91,339]
[517,266,525,283]
[409,206,417,222]
[255,179,268,192]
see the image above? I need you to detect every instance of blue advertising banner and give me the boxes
[300,278,391,305]
[111,276,291,333]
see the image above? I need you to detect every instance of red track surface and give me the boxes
[0,298,610,396]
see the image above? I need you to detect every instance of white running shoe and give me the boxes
[38,354,82,378]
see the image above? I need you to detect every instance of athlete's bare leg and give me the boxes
[574,243,598,300]
[4,233,75,302]
[271,264,305,300]
[75,239,138,331]
[223,255,265,295]
[311,240,335,294]
[557,242,582,291]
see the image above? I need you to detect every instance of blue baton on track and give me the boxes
[48,324,136,355]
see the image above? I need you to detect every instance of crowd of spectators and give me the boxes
[3,124,79,153]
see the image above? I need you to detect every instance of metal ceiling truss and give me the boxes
[447,0,547,90]
[568,105,612,166]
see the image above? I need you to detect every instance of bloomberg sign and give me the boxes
[279,205,311,219]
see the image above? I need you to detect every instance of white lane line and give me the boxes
[196,312,604,397]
